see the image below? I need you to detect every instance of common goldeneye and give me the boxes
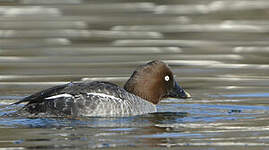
[13,60,191,117]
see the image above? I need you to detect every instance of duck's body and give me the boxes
[15,81,156,117]
[13,60,190,117]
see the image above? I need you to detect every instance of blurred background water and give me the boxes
[0,0,269,149]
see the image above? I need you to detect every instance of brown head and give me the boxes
[124,60,191,104]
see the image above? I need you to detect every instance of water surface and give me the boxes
[0,0,269,149]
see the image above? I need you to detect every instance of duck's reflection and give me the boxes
[79,112,189,147]
[0,109,189,147]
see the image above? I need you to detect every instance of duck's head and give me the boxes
[124,60,191,104]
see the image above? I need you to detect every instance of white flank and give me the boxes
[45,93,73,99]
[86,92,122,101]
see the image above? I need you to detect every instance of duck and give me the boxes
[12,60,191,117]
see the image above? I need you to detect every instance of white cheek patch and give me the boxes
[164,75,170,81]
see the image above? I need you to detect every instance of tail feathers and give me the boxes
[11,97,30,105]
[11,83,68,105]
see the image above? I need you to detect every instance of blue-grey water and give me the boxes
[0,0,269,149]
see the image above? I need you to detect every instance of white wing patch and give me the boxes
[45,93,73,100]
[86,92,122,101]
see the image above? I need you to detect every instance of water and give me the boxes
[0,0,269,149]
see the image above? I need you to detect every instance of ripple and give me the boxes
[0,38,70,49]
[22,0,82,4]
[0,21,87,29]
[139,132,203,138]
[0,6,61,16]
[0,30,162,39]
[234,46,269,53]
[220,93,269,98]
[113,39,223,48]
[160,142,269,147]
[155,0,269,15]
[53,3,156,13]
[112,23,267,33]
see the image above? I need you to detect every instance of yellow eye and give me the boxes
[164,75,170,81]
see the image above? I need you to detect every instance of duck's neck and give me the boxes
[124,78,162,104]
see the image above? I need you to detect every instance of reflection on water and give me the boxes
[0,0,269,149]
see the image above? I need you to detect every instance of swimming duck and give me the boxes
[13,60,191,117]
